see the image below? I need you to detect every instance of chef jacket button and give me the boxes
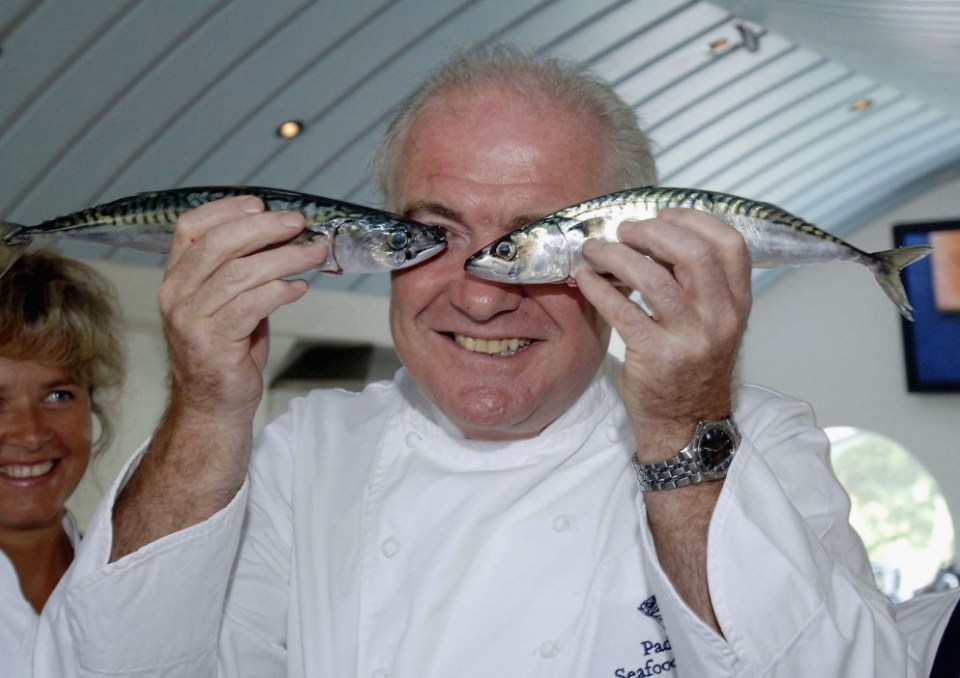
[381,537,401,558]
[605,425,619,443]
[405,431,422,448]
[539,640,560,658]
[552,515,570,532]
[371,670,390,678]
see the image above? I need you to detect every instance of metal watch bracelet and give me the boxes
[631,450,728,492]
[631,417,740,492]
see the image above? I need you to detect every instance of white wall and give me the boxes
[737,175,960,566]
[71,179,960,566]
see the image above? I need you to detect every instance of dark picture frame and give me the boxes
[893,220,960,392]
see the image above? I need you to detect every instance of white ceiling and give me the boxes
[2,0,959,298]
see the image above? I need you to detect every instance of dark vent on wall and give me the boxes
[271,343,375,386]
[270,342,402,391]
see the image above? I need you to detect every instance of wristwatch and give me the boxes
[632,416,741,492]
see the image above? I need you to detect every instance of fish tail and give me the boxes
[870,245,933,321]
[0,221,30,280]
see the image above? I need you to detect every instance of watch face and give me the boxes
[698,424,734,471]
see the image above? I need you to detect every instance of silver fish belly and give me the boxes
[464,186,932,320]
[0,186,446,278]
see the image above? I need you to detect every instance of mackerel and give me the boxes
[0,186,446,278]
[465,186,931,320]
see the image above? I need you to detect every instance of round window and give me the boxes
[827,426,956,601]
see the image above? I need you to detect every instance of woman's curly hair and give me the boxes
[0,250,126,456]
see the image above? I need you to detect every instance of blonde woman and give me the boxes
[0,251,125,669]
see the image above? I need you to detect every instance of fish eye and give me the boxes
[494,239,516,261]
[387,229,411,251]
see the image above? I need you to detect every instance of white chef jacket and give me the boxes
[33,357,922,676]
[897,588,960,673]
[2,512,80,677]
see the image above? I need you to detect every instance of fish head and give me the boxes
[329,216,447,273]
[464,223,570,284]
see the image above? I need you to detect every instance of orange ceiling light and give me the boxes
[277,120,304,139]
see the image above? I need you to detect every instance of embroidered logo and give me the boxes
[609,596,676,677]
[638,595,663,627]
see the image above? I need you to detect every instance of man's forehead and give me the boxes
[400,104,602,182]
[400,198,547,232]
[391,82,611,218]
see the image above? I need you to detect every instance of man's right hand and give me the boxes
[159,195,325,427]
[110,196,328,561]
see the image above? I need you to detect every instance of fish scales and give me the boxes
[0,186,446,278]
[34,187,358,235]
[464,186,932,320]
[540,187,876,266]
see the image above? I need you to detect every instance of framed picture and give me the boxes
[893,220,960,392]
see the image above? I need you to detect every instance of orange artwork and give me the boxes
[929,230,960,313]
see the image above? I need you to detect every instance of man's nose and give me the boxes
[450,268,523,322]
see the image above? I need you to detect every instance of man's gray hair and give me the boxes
[370,43,658,207]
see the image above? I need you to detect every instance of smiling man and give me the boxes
[387,84,613,441]
[32,44,925,677]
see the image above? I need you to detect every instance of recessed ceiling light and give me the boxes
[850,99,873,112]
[709,37,730,54]
[277,120,304,139]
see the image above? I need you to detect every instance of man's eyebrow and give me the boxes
[508,214,543,230]
[400,201,463,223]
[401,201,545,231]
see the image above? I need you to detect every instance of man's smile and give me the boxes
[453,334,534,356]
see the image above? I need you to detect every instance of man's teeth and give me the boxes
[0,461,56,479]
[455,335,532,355]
